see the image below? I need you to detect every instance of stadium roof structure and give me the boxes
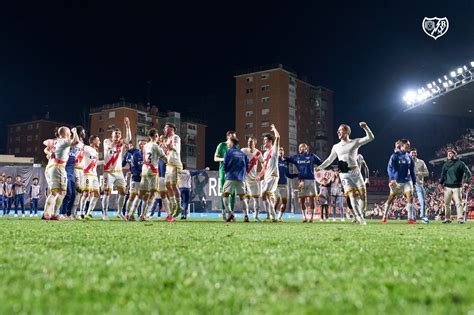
[402,61,474,118]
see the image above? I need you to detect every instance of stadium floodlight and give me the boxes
[403,59,474,110]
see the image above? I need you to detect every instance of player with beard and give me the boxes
[82,135,101,219]
[410,148,430,223]
[285,144,323,223]
[275,147,298,222]
[102,118,131,220]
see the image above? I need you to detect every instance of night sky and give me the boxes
[1,1,473,173]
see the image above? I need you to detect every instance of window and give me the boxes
[245,76,253,83]
[261,97,270,103]
[187,135,196,145]
[261,108,270,115]
[261,73,269,80]
[107,124,115,130]
[27,124,33,130]
[188,147,196,157]
[14,148,20,154]
[245,99,254,105]
[27,136,32,142]
[109,111,116,118]
[261,120,270,128]
[26,147,31,153]
[187,124,197,131]
[261,85,270,92]
[99,115,104,121]
[245,123,253,129]
[98,127,104,133]
[245,111,253,117]
[245,88,254,94]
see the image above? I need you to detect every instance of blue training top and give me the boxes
[285,152,323,180]
[122,148,143,182]
[278,158,298,185]
[387,150,416,184]
[224,146,249,181]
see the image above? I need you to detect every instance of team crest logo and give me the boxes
[422,17,449,40]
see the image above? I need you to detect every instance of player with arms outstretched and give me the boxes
[317,122,375,225]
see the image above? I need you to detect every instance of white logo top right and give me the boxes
[422,17,449,40]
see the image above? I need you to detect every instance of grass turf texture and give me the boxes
[0,218,472,315]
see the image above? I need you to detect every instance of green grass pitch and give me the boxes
[0,218,472,314]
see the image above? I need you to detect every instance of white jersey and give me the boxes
[178,170,193,189]
[51,138,72,164]
[4,183,13,196]
[0,182,4,195]
[414,158,429,185]
[142,142,167,176]
[82,145,99,176]
[164,134,182,167]
[30,184,41,198]
[356,154,365,168]
[103,139,124,172]
[74,141,85,169]
[241,148,264,181]
[319,126,375,169]
[263,144,279,180]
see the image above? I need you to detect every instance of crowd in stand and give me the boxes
[436,128,474,158]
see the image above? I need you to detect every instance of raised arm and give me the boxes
[355,122,375,147]
[123,117,131,144]
[271,124,280,148]
[317,147,338,170]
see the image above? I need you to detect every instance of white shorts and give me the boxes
[165,165,182,185]
[74,168,84,191]
[261,176,278,196]
[130,181,140,195]
[277,185,288,200]
[339,169,365,195]
[245,180,261,198]
[103,171,126,191]
[223,180,246,196]
[140,175,158,193]
[298,179,318,197]
[45,164,67,192]
[158,177,167,193]
[83,174,100,193]
[390,181,414,196]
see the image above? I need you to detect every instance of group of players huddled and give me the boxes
[37,118,471,224]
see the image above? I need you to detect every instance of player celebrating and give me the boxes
[346,153,370,221]
[382,139,417,224]
[410,148,429,222]
[317,122,375,225]
[241,137,264,220]
[215,131,237,221]
[275,147,298,222]
[81,135,101,219]
[257,124,280,222]
[123,140,145,221]
[162,123,184,219]
[132,128,167,221]
[102,118,131,220]
[43,127,79,220]
[286,143,323,222]
[222,137,250,222]
[67,126,86,219]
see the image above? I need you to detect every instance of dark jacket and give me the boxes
[440,158,471,188]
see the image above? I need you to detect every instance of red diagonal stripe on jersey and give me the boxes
[103,145,122,171]
[84,160,97,174]
[247,151,261,173]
